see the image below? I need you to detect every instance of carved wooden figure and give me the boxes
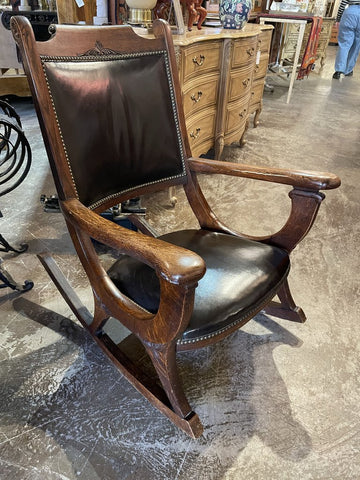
[181,0,207,30]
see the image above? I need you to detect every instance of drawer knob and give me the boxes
[242,78,251,87]
[239,109,247,118]
[190,127,201,139]
[192,55,205,66]
[246,48,255,57]
[190,91,203,103]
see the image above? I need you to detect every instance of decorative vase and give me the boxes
[219,0,252,30]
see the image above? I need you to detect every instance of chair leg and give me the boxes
[144,342,192,413]
[37,253,93,327]
[263,279,306,323]
[38,253,204,438]
[144,341,203,437]
[88,299,110,334]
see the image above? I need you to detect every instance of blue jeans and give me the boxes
[335,4,360,74]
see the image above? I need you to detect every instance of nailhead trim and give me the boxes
[177,272,289,345]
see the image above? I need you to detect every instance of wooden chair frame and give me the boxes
[11,16,340,438]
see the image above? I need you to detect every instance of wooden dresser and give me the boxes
[171,24,273,158]
[248,27,272,128]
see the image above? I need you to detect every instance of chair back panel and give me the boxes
[11,19,188,209]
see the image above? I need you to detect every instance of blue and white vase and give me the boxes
[219,0,252,30]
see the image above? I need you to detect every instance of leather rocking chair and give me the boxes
[11,16,340,438]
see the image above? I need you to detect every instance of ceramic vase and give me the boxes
[219,0,252,30]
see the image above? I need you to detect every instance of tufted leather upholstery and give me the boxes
[108,229,290,345]
[42,52,186,209]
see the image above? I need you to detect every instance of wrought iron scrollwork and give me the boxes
[0,105,32,198]
[0,100,33,292]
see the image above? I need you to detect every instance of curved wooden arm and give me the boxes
[62,198,205,286]
[187,157,341,190]
[184,158,341,252]
[252,188,326,252]
[62,198,205,345]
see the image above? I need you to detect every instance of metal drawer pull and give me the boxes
[190,127,201,139]
[192,55,205,66]
[238,109,247,118]
[246,48,255,56]
[242,78,251,87]
[190,91,203,103]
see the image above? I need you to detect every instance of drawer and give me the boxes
[225,96,249,137]
[186,107,216,154]
[182,73,219,116]
[249,79,265,108]
[181,41,222,84]
[231,37,258,68]
[253,53,268,80]
[228,64,253,103]
[258,30,272,54]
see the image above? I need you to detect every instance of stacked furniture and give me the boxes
[300,17,335,72]
[271,15,335,75]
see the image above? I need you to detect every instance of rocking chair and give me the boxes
[11,16,340,438]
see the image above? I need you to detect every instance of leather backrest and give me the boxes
[41,49,186,209]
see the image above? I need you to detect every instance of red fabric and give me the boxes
[297,16,323,79]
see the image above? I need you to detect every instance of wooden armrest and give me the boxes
[185,158,341,252]
[187,157,341,191]
[62,198,205,286]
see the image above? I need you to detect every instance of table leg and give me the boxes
[286,22,306,104]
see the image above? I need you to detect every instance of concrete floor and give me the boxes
[0,46,359,479]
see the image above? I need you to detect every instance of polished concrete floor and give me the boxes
[0,46,359,479]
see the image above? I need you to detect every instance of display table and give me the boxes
[259,13,313,104]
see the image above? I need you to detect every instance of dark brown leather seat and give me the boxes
[11,16,340,438]
[108,230,290,345]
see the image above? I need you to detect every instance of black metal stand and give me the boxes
[0,258,33,291]
[0,232,28,253]
[0,100,34,292]
[40,194,61,212]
